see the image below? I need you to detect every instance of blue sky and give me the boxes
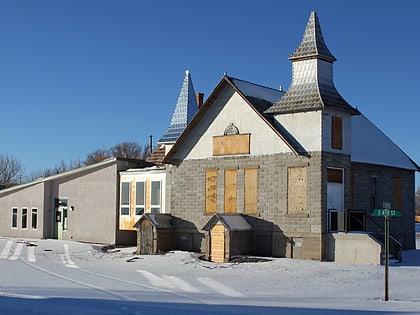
[0,0,419,186]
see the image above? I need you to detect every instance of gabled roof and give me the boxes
[146,144,166,166]
[202,213,252,231]
[163,75,308,164]
[134,213,173,229]
[265,11,359,116]
[352,115,420,171]
[0,157,150,196]
[158,70,198,144]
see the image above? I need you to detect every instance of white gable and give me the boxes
[172,87,294,161]
[351,115,418,170]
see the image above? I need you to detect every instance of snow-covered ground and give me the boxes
[0,236,419,315]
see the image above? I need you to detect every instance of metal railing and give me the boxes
[327,208,403,262]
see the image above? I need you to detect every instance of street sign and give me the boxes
[373,209,401,217]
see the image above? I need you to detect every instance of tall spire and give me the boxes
[266,11,358,115]
[289,11,336,62]
[159,70,198,143]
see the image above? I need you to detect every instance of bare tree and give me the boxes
[110,142,143,159]
[416,186,420,216]
[85,148,112,165]
[26,159,83,182]
[0,154,24,189]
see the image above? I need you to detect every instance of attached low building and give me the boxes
[0,157,150,245]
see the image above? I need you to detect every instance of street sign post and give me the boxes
[373,209,401,217]
[372,204,401,301]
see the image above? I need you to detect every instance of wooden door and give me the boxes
[211,224,225,263]
[139,220,153,254]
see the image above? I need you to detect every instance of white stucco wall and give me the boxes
[275,109,351,155]
[275,111,322,152]
[181,88,292,160]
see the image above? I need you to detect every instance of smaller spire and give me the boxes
[289,11,336,62]
[158,70,198,144]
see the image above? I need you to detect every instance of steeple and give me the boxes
[158,70,199,143]
[265,11,359,115]
[289,11,336,62]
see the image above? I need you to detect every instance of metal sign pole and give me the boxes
[384,215,389,301]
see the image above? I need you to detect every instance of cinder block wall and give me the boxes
[167,152,327,260]
[352,162,416,249]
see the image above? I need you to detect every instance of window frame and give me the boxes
[11,208,18,229]
[135,181,145,216]
[31,208,38,230]
[21,207,28,229]
[150,180,161,214]
[120,181,131,216]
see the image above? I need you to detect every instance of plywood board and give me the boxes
[213,134,250,156]
[332,116,343,150]
[287,167,307,215]
[393,177,402,210]
[224,170,237,213]
[244,168,258,215]
[119,216,136,231]
[206,170,218,213]
[211,224,225,263]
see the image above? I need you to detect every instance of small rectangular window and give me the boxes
[135,182,145,215]
[21,208,28,229]
[327,168,343,183]
[393,177,402,210]
[11,208,18,228]
[120,182,130,216]
[31,208,38,230]
[370,177,377,210]
[150,181,161,214]
[332,116,343,150]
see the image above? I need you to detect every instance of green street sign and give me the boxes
[373,209,401,217]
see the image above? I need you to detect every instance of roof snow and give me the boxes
[351,115,419,171]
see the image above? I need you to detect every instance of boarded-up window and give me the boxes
[287,167,307,215]
[327,168,343,183]
[244,168,258,215]
[224,170,237,213]
[393,177,402,210]
[206,170,218,213]
[213,134,250,156]
[332,116,343,150]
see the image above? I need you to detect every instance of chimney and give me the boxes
[195,92,204,108]
[149,134,153,156]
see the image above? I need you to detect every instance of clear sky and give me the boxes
[1,0,419,186]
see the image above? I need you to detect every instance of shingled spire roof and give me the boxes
[289,11,336,62]
[265,11,359,115]
[158,70,198,143]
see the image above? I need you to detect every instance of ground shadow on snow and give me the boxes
[0,295,416,315]
[391,248,420,267]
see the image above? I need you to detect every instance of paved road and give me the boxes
[1,237,419,315]
[0,238,249,314]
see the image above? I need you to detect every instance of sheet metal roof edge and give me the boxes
[0,157,147,195]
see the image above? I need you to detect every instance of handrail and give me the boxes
[327,208,403,262]
[365,214,403,248]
